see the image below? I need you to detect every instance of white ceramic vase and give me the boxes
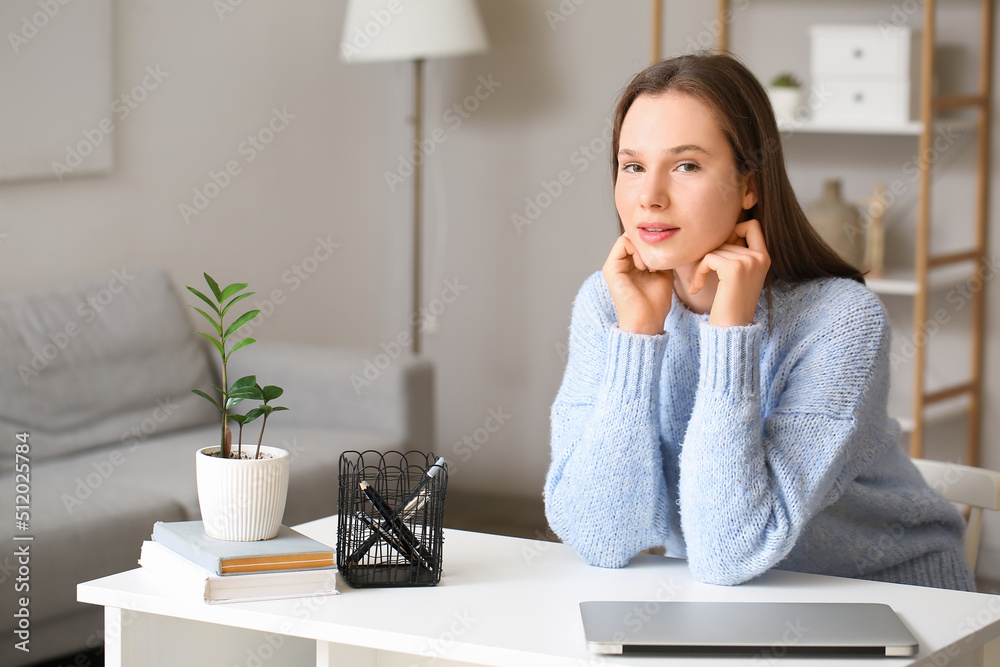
[767,87,802,124]
[196,445,290,541]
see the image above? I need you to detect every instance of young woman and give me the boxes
[544,53,975,591]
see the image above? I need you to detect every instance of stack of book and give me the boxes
[139,520,339,604]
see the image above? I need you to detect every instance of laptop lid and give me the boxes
[580,601,918,657]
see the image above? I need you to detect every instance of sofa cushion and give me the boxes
[0,268,217,472]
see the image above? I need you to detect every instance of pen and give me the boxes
[400,456,447,520]
[344,457,447,567]
[353,510,410,561]
[358,479,436,571]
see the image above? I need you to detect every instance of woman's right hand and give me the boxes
[602,234,673,335]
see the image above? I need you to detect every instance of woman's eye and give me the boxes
[621,163,643,173]
[677,162,699,173]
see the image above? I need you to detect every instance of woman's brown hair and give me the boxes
[612,53,865,285]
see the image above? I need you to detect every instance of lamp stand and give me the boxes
[411,57,424,355]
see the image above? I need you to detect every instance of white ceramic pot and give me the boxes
[195,445,290,541]
[767,87,803,124]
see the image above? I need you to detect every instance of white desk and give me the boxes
[78,515,1000,667]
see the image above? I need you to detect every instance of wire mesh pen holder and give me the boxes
[337,450,448,587]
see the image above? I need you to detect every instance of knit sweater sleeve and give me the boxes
[679,283,895,585]
[544,272,671,567]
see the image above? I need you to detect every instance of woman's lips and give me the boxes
[636,225,678,243]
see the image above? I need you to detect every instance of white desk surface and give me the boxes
[79,515,1000,666]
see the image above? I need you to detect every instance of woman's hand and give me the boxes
[603,234,674,335]
[689,219,770,327]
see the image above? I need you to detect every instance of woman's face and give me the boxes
[614,92,757,272]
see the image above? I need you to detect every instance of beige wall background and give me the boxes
[2,1,999,577]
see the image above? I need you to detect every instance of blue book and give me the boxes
[152,521,335,576]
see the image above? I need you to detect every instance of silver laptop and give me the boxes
[580,601,918,657]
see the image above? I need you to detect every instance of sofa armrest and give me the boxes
[221,343,434,453]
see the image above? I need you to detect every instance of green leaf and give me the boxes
[191,307,222,336]
[220,282,249,302]
[261,385,284,402]
[223,310,261,341]
[270,406,289,413]
[227,413,249,425]
[186,286,221,314]
[221,291,255,317]
[229,379,263,400]
[204,273,223,302]
[230,375,257,391]
[226,337,256,360]
[191,389,222,412]
[244,408,265,422]
[226,396,245,410]
[195,331,225,356]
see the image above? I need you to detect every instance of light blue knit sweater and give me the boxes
[545,271,975,591]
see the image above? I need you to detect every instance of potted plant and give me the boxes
[187,273,291,541]
[767,72,803,124]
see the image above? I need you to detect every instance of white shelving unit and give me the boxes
[776,117,977,136]
[713,0,992,464]
[867,264,977,297]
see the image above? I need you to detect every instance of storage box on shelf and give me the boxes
[809,24,919,126]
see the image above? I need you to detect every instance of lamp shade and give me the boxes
[340,0,488,63]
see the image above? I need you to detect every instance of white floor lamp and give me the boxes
[340,0,488,355]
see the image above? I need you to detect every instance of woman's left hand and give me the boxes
[689,219,770,327]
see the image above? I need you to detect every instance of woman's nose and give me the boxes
[639,174,668,209]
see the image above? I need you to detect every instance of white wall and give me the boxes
[2,0,999,575]
[0,0,385,347]
[412,1,650,497]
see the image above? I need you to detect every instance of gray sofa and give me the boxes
[0,268,433,666]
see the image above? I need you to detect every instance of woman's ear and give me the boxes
[742,176,758,211]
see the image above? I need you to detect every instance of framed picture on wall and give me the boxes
[0,0,113,182]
